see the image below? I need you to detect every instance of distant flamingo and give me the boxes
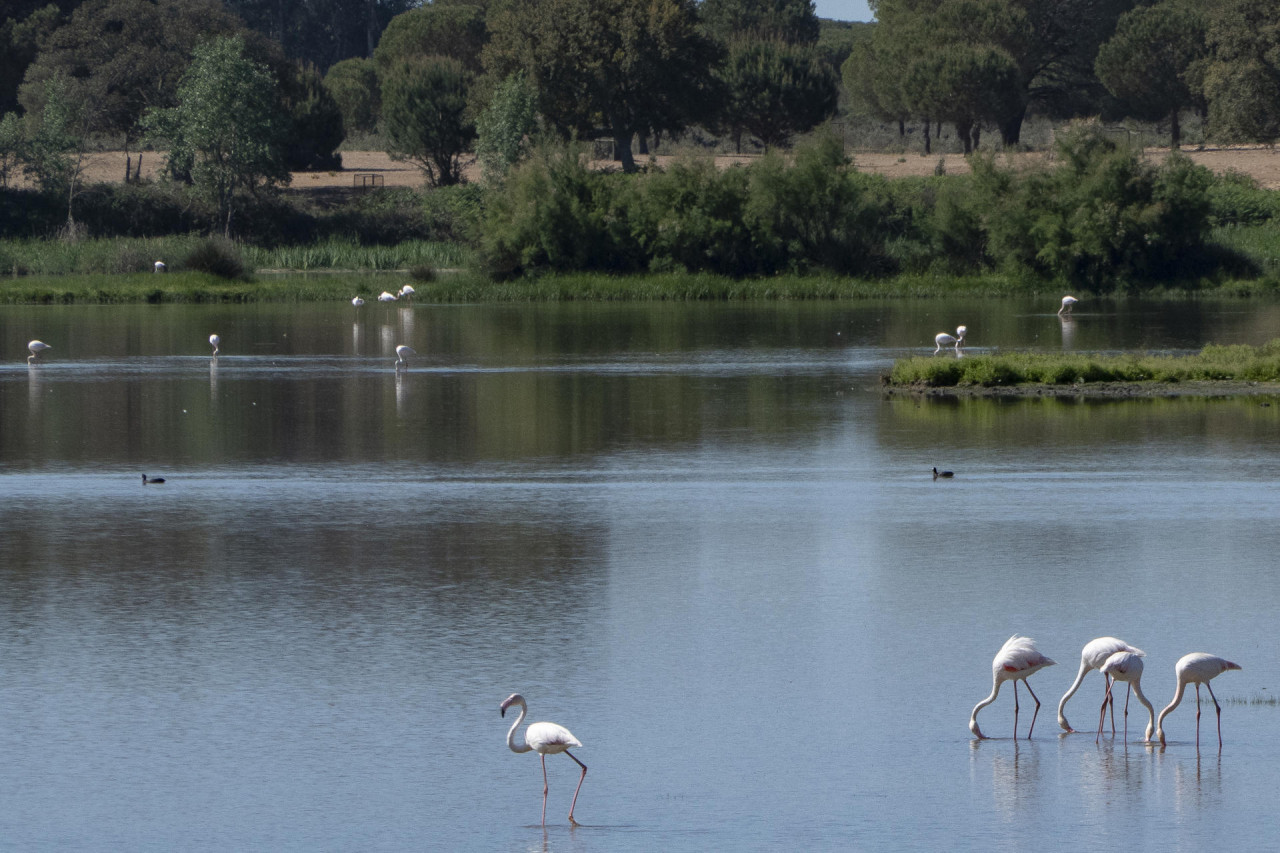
[500,693,587,826]
[1058,295,1078,316]
[378,291,398,303]
[27,340,51,363]
[398,284,415,302]
[209,334,220,356]
[934,325,966,354]
[1097,651,1155,743]
[1058,637,1145,733]
[970,635,1057,739]
[352,296,365,307]
[1156,653,1241,748]
[154,260,167,273]
[395,345,416,369]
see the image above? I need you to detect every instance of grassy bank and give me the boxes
[887,341,1280,388]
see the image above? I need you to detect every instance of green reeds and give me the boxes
[887,341,1280,387]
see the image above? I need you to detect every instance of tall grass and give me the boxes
[887,341,1280,387]
[242,238,470,271]
[0,272,412,303]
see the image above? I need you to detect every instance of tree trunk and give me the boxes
[972,125,981,151]
[898,119,905,138]
[998,102,1026,147]
[956,119,973,155]
[613,131,636,172]
[637,134,649,155]
[922,117,931,155]
[1170,109,1181,149]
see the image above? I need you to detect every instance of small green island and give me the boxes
[885,341,1280,396]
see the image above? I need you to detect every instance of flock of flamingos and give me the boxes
[502,635,1242,827]
[933,293,1080,353]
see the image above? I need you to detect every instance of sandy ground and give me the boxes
[30,145,1280,191]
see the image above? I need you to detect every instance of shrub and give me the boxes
[184,237,247,279]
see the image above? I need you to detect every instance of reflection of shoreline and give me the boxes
[889,380,1280,399]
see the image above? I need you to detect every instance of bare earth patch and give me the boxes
[51,145,1280,192]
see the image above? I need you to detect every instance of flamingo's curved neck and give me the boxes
[1131,680,1156,736]
[1157,676,1187,733]
[970,675,1003,733]
[1057,659,1092,727]
[506,702,533,754]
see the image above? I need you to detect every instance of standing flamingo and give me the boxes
[970,635,1057,739]
[378,291,398,303]
[500,693,587,826]
[1096,651,1155,743]
[27,340,52,363]
[394,345,415,369]
[1058,295,1078,316]
[398,284,415,302]
[209,334,220,357]
[1057,637,1145,733]
[1156,653,1241,748]
[933,325,966,354]
[352,296,365,307]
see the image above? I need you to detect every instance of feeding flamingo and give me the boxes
[500,693,587,826]
[1156,653,1241,749]
[970,635,1056,739]
[209,334,220,356]
[1096,650,1155,744]
[27,340,51,363]
[154,260,167,273]
[934,325,966,354]
[394,345,416,369]
[1057,637,1145,734]
[398,284,415,302]
[378,291,398,303]
[1058,295,1078,316]
[352,296,365,307]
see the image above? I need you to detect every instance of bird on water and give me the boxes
[27,340,52,363]
[209,334,220,357]
[970,635,1056,739]
[1156,652,1241,749]
[934,325,966,354]
[395,345,415,369]
[501,693,587,826]
[1097,650,1155,744]
[1057,636,1145,734]
[352,296,365,307]
[142,474,166,484]
[932,467,953,480]
[1059,295,1078,316]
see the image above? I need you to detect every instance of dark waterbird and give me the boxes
[933,467,954,480]
[142,474,166,484]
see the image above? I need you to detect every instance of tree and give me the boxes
[1201,0,1280,145]
[381,57,475,187]
[143,37,289,237]
[17,0,250,177]
[2,4,62,116]
[903,44,1021,153]
[1095,2,1207,148]
[475,72,539,181]
[223,0,416,69]
[373,3,488,75]
[0,112,22,188]
[717,40,838,150]
[21,73,93,229]
[700,0,820,44]
[324,57,381,135]
[484,0,721,172]
[280,61,345,170]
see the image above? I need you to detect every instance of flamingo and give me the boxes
[398,284,415,302]
[352,296,365,307]
[932,467,954,480]
[500,693,587,826]
[27,340,51,363]
[933,325,966,354]
[1096,650,1155,744]
[209,334,220,357]
[142,474,166,485]
[1057,637,1145,734]
[1058,295,1078,316]
[154,260,167,273]
[1156,653,1241,749]
[378,291,398,303]
[395,345,416,369]
[970,635,1057,739]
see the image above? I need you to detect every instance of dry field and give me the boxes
[38,145,1280,192]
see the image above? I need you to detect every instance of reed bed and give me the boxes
[887,341,1280,387]
[0,272,387,303]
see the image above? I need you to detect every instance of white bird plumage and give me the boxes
[1057,637,1145,734]
[970,635,1056,739]
[398,284,415,301]
[209,334,220,356]
[1156,652,1241,749]
[1058,295,1078,316]
[500,693,587,826]
[352,296,365,307]
[1097,650,1155,743]
[934,325,966,354]
[378,291,398,303]
[395,344,416,369]
[27,340,51,363]
[153,260,166,273]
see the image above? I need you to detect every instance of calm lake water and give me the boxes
[1,297,1279,851]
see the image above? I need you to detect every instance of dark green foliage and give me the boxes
[373,3,488,75]
[382,57,475,187]
[717,40,839,150]
[1207,172,1280,226]
[183,237,247,279]
[1202,0,1280,145]
[280,61,344,171]
[701,0,820,44]
[323,58,380,135]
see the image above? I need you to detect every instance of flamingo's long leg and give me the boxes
[1097,679,1114,743]
[541,754,550,826]
[1024,680,1043,739]
[1108,675,1117,735]
[565,750,588,827]
[1194,684,1202,749]
[1206,682,1224,749]
[1123,684,1131,743]
[1013,680,1021,739]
